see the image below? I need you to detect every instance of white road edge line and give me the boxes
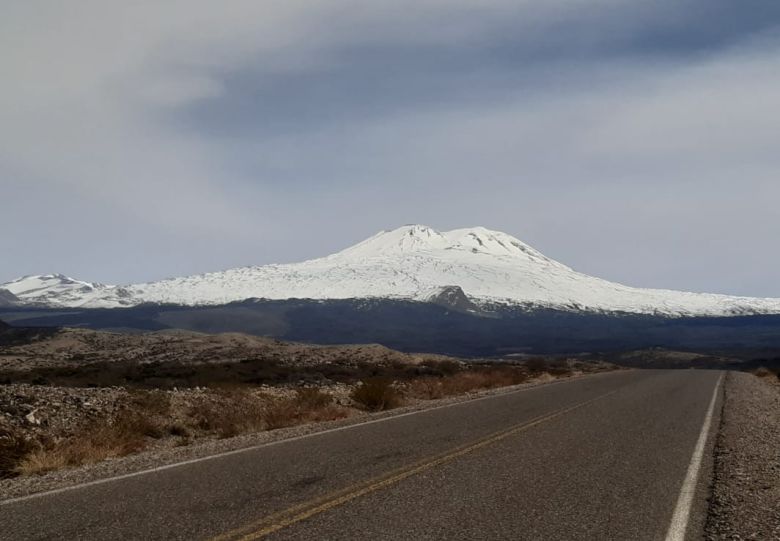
[664,372,723,541]
[0,370,623,506]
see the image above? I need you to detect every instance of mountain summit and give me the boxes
[4,225,780,316]
[332,225,556,263]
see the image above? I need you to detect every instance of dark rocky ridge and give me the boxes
[5,299,780,359]
[426,286,485,314]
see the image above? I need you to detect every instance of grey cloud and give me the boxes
[180,0,780,139]
[2,0,780,297]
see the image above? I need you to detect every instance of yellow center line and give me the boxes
[211,390,618,541]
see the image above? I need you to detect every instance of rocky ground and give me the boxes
[0,327,454,372]
[0,327,469,389]
[706,370,780,540]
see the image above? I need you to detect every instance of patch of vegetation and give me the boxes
[0,425,36,479]
[15,414,151,476]
[406,366,531,399]
[351,378,404,411]
[751,366,780,381]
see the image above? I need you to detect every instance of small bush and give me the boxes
[525,358,548,374]
[752,367,777,379]
[168,423,191,437]
[0,426,36,479]
[351,379,403,411]
[294,388,333,410]
[545,361,573,377]
[419,360,462,377]
[408,378,446,400]
[304,404,351,423]
[263,399,299,430]
[188,391,265,438]
[128,390,171,415]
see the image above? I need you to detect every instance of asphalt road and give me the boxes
[1,369,723,541]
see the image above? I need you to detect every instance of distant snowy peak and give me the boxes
[332,225,560,265]
[4,224,780,317]
[2,274,132,308]
[0,288,19,307]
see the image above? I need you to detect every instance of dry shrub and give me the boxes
[545,362,573,377]
[407,368,530,400]
[14,446,68,475]
[351,378,403,411]
[168,423,191,437]
[262,399,300,430]
[128,390,171,415]
[408,378,446,400]
[188,390,266,438]
[305,404,352,423]
[524,358,549,374]
[15,413,150,476]
[419,359,462,377]
[9,386,350,477]
[752,367,778,379]
[266,389,349,428]
[187,387,347,437]
[0,425,36,479]
[294,388,333,410]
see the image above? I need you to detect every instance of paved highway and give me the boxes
[1,369,723,540]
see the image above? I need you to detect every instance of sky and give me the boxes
[2,1,780,297]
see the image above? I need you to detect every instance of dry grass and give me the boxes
[751,366,779,381]
[0,425,36,479]
[188,387,348,438]
[188,389,267,439]
[15,414,150,476]
[294,387,334,410]
[10,391,174,476]
[262,399,300,430]
[303,404,352,423]
[7,387,353,477]
[351,378,404,411]
[406,368,531,400]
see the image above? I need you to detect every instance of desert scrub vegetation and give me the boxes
[751,366,780,381]
[0,357,594,477]
[0,425,36,479]
[405,366,533,400]
[1,386,351,477]
[15,415,150,476]
[350,378,404,411]
[189,387,350,438]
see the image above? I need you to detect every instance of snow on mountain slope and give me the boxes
[4,225,780,316]
[2,274,133,308]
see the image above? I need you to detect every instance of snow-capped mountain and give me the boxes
[1,274,133,307]
[4,225,780,316]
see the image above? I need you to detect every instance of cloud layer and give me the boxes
[2,1,780,296]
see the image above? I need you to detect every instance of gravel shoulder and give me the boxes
[0,371,584,502]
[706,371,780,540]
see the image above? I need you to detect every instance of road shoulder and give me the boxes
[705,371,780,540]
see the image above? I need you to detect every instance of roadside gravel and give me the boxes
[0,371,576,502]
[706,371,780,540]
